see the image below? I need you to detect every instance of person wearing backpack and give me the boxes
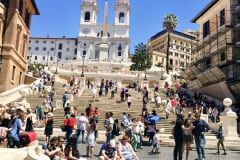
[112,119,120,138]
[62,92,68,108]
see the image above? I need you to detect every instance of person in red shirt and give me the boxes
[171,96,177,113]
[65,114,76,142]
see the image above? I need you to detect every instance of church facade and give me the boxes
[28,0,131,64]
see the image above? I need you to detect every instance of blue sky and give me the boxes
[31,0,210,53]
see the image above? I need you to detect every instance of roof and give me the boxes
[150,29,196,41]
[31,0,40,15]
[191,0,219,23]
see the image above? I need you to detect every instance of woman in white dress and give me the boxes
[164,99,172,119]
[86,121,96,158]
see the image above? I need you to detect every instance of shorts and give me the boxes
[183,135,192,142]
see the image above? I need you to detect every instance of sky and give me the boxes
[31,0,211,54]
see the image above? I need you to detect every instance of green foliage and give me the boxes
[130,43,152,71]
[163,13,178,32]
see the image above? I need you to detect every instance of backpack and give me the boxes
[112,123,120,136]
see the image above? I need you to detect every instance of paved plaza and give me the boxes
[76,144,240,160]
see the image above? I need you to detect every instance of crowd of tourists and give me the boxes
[0,72,233,160]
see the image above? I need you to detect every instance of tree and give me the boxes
[130,43,152,80]
[163,13,178,74]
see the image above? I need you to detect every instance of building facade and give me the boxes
[147,29,197,71]
[0,0,39,93]
[28,0,130,64]
[190,0,240,103]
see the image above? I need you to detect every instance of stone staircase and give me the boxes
[25,81,218,140]
[21,80,240,151]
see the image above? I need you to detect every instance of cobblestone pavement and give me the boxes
[76,143,240,160]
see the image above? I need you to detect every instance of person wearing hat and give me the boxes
[44,112,54,144]
[216,122,227,155]
[99,139,118,160]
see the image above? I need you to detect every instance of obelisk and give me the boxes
[99,0,109,60]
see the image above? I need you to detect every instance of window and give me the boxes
[155,56,158,61]
[22,40,26,57]
[84,12,90,22]
[169,51,173,56]
[176,46,179,50]
[35,47,39,50]
[58,43,62,50]
[175,53,179,57]
[50,57,53,61]
[35,56,37,60]
[74,48,77,55]
[180,62,184,67]
[221,52,226,61]
[119,12,125,23]
[36,40,39,43]
[180,54,184,58]
[58,52,62,59]
[51,41,54,44]
[170,59,173,65]
[118,45,122,56]
[50,48,54,51]
[15,28,21,51]
[175,60,178,65]
[28,47,31,50]
[29,40,31,43]
[42,56,45,60]
[12,66,16,81]
[203,21,210,38]
[43,40,46,44]
[27,56,29,60]
[66,48,69,51]
[43,47,46,51]
[19,72,22,84]
[220,9,225,26]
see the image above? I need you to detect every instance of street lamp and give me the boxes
[81,44,87,77]
[144,60,147,80]
[55,56,59,74]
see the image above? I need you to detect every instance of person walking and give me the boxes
[44,112,54,144]
[62,91,68,108]
[216,122,227,155]
[76,113,89,143]
[86,121,97,158]
[127,95,132,111]
[192,112,210,160]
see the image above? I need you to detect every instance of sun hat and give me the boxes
[47,112,54,118]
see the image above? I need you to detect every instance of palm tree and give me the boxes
[163,13,178,74]
[130,43,152,80]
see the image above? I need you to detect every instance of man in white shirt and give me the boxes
[76,113,89,143]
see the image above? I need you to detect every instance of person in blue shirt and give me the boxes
[8,107,24,148]
[99,139,117,160]
[192,112,210,160]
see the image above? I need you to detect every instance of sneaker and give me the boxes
[223,152,227,155]
[216,151,220,155]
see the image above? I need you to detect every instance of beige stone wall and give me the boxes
[0,1,38,93]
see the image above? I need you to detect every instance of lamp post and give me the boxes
[144,60,147,80]
[81,44,87,77]
[55,56,59,74]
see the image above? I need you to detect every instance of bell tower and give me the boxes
[80,0,98,24]
[114,0,130,25]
